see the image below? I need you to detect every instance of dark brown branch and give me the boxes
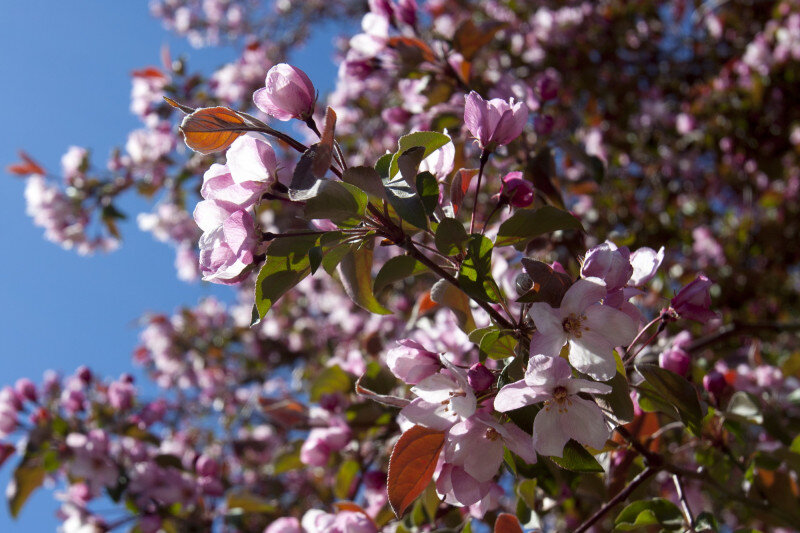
[573,467,658,533]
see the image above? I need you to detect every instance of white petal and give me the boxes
[566,378,613,396]
[463,438,504,482]
[561,278,606,315]
[411,374,458,403]
[494,421,537,465]
[526,354,572,384]
[564,397,611,451]
[532,405,570,457]
[529,330,567,359]
[568,333,617,381]
[529,302,563,335]
[494,380,549,412]
[584,304,638,347]
[399,399,454,431]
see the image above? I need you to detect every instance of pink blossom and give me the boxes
[108,379,135,410]
[629,246,664,286]
[528,278,638,380]
[436,463,493,508]
[659,347,690,376]
[500,171,535,207]
[399,357,477,431]
[264,517,303,533]
[194,201,258,285]
[385,339,441,384]
[464,91,529,150]
[581,241,633,292]
[14,378,37,403]
[300,416,351,467]
[494,355,612,457]
[253,63,316,121]
[671,274,717,323]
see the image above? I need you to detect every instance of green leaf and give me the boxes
[338,242,392,314]
[254,234,318,319]
[311,365,353,401]
[373,255,428,293]
[549,440,604,473]
[322,242,354,275]
[495,206,584,247]
[614,498,684,531]
[375,153,393,179]
[388,131,451,179]
[383,179,429,230]
[226,491,277,515]
[636,364,705,435]
[429,279,476,332]
[359,361,398,395]
[415,171,439,215]
[342,165,388,200]
[7,459,45,518]
[593,353,634,425]
[309,246,323,274]
[724,391,763,425]
[335,460,360,499]
[478,330,518,360]
[458,234,501,303]
[695,511,719,532]
[304,181,367,225]
[435,218,468,256]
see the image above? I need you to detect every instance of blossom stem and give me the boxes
[480,201,505,235]
[573,466,658,533]
[672,474,696,531]
[469,149,491,234]
[399,237,517,331]
[622,315,664,365]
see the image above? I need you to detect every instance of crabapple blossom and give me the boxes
[399,356,476,431]
[254,63,316,121]
[194,203,258,284]
[500,171,535,208]
[528,277,638,380]
[385,339,441,384]
[463,91,529,150]
[466,363,494,392]
[495,355,612,457]
[671,274,717,323]
[629,246,665,286]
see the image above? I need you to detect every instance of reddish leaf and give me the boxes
[453,20,507,61]
[7,151,46,176]
[163,96,195,115]
[387,425,445,517]
[450,168,477,215]
[494,513,524,533]
[131,66,167,81]
[0,444,15,469]
[311,107,336,178]
[258,398,308,428]
[387,36,436,64]
[180,106,247,154]
[333,501,376,524]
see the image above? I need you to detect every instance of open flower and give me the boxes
[494,355,612,457]
[528,277,638,380]
[399,356,476,431]
[464,91,528,150]
[671,274,717,323]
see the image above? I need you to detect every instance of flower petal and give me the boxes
[529,330,567,359]
[494,379,549,412]
[529,302,562,335]
[584,304,638,347]
[568,332,617,381]
[525,354,571,385]
[561,278,606,315]
[564,397,611,451]
[532,405,570,457]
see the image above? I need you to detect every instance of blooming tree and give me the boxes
[5,1,800,532]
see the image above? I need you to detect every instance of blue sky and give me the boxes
[0,3,339,530]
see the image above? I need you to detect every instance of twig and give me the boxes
[573,467,658,533]
[687,321,800,353]
[469,150,490,234]
[672,474,696,531]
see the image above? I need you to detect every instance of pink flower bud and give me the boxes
[658,347,690,376]
[253,63,316,121]
[703,370,727,396]
[500,171,535,208]
[385,340,441,384]
[581,241,633,291]
[467,363,494,392]
[671,275,717,323]
[196,454,219,477]
[464,91,529,150]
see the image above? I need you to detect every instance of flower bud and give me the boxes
[467,363,495,392]
[515,272,533,295]
[671,275,717,323]
[464,91,529,150]
[658,347,690,376]
[501,171,535,208]
[76,366,93,384]
[253,64,316,121]
[703,371,727,396]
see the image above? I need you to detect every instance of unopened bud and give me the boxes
[467,363,494,392]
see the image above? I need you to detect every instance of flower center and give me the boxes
[484,428,500,441]
[552,385,568,403]
[562,313,588,338]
